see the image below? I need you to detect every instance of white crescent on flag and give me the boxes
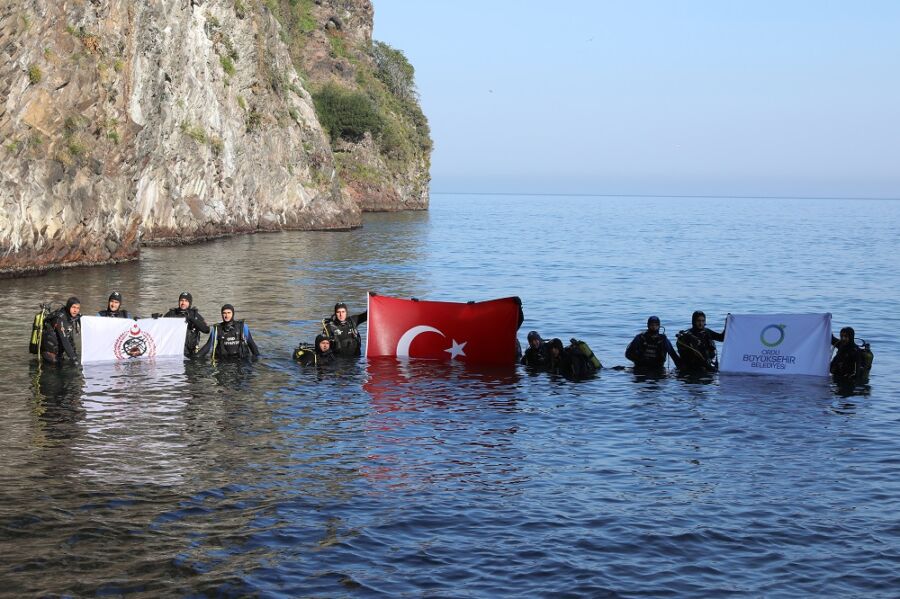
[395,325,445,356]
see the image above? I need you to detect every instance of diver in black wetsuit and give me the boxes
[521,330,550,368]
[626,316,680,370]
[322,302,367,357]
[97,291,131,318]
[830,326,871,384]
[676,311,725,373]
[41,296,81,364]
[198,304,260,361]
[163,291,210,357]
[545,337,597,379]
[300,335,338,367]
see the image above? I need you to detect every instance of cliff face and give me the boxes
[268,0,431,211]
[0,0,430,276]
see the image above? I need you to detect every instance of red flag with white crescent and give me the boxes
[365,294,522,365]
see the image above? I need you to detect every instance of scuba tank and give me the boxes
[29,303,53,354]
[292,342,316,363]
[857,338,874,383]
[568,338,602,371]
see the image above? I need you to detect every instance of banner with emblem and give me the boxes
[80,315,187,363]
[366,293,522,365]
[719,313,832,376]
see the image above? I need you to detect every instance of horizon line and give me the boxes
[429,191,900,201]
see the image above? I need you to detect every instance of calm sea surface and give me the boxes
[1,194,899,597]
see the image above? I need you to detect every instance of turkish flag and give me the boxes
[365,294,522,365]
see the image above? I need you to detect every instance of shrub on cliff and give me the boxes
[313,84,383,142]
[372,41,415,101]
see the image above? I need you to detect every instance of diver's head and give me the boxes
[840,326,855,345]
[647,315,661,334]
[66,296,81,318]
[548,338,564,357]
[178,291,193,310]
[315,334,332,353]
[526,330,543,349]
[221,304,235,323]
[334,302,348,322]
[692,311,706,330]
[107,291,122,312]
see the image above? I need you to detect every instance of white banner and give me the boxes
[81,316,187,363]
[720,313,832,376]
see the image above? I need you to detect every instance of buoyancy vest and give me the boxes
[676,328,717,371]
[522,343,549,367]
[165,307,207,355]
[627,333,667,367]
[41,309,80,361]
[214,320,246,359]
[831,340,874,383]
[323,317,361,356]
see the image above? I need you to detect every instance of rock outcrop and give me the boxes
[0,0,429,276]
[263,0,431,212]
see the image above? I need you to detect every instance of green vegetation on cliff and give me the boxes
[313,84,382,141]
[261,0,431,175]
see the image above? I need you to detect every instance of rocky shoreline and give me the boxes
[0,0,430,277]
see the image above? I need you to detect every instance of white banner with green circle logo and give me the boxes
[720,313,832,376]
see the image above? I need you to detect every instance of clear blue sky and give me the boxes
[373,1,900,198]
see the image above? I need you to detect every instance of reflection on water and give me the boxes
[1,195,900,596]
[78,360,191,485]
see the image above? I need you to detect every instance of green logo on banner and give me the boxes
[760,324,786,348]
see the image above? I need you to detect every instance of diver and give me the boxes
[521,330,550,368]
[163,291,210,357]
[297,335,337,367]
[322,302,367,357]
[546,337,598,379]
[97,291,131,318]
[198,304,260,361]
[830,327,872,384]
[626,316,680,370]
[676,311,725,373]
[41,296,81,364]
[546,338,566,374]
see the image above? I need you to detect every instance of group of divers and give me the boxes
[31,291,873,387]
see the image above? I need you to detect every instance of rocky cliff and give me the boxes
[0,0,430,276]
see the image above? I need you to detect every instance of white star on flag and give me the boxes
[444,339,467,359]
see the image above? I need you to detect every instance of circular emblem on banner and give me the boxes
[760,324,786,348]
[113,323,158,359]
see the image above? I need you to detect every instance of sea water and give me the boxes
[1,194,898,597]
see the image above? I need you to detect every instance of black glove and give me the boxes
[152,313,162,319]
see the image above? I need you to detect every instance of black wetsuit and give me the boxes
[322,312,367,357]
[626,332,680,369]
[198,320,259,361]
[41,308,80,364]
[98,308,131,318]
[299,347,337,366]
[548,345,597,379]
[677,327,725,372]
[830,336,866,383]
[164,306,210,356]
[521,343,550,368]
